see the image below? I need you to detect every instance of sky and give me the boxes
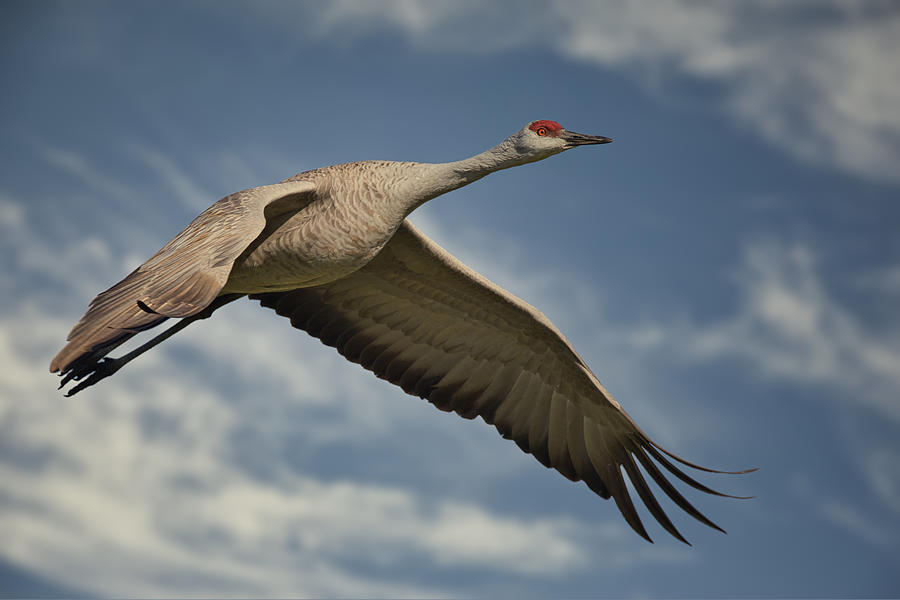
[1,1,899,597]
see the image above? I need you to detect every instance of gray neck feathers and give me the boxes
[402,136,532,213]
[446,138,528,182]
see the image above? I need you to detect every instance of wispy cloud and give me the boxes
[287,1,900,185]
[0,402,587,596]
[30,142,137,201]
[127,143,213,211]
[638,238,900,421]
[861,444,900,516]
[819,500,897,548]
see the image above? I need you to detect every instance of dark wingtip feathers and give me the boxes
[651,440,758,476]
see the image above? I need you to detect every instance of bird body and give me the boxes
[51,120,751,543]
[225,161,432,293]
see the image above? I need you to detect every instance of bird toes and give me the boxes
[60,357,123,397]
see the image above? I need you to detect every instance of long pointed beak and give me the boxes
[561,130,613,147]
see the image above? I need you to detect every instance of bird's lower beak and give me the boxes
[562,131,613,147]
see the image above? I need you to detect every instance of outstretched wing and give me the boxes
[50,179,318,376]
[253,221,751,543]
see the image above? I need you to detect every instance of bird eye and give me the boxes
[536,127,548,136]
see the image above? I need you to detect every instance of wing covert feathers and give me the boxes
[254,220,753,543]
[50,180,316,375]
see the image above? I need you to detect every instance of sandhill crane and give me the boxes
[51,120,751,543]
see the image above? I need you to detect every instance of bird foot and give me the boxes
[61,357,123,397]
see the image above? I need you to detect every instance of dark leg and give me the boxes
[61,294,243,396]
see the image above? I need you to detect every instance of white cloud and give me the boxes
[651,238,900,421]
[0,407,588,596]
[294,1,900,184]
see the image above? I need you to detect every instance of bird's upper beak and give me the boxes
[561,130,613,147]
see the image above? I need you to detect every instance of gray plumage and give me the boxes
[51,120,752,543]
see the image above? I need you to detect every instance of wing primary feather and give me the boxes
[649,441,758,475]
[643,442,751,499]
[567,405,613,500]
[600,461,651,542]
[619,450,689,544]
[582,421,650,541]
[631,446,726,533]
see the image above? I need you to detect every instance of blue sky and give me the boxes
[1,1,899,597]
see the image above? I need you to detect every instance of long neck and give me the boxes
[445,138,532,184]
[402,137,534,213]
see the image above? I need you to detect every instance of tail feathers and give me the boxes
[50,301,166,375]
[50,270,169,375]
[51,257,227,376]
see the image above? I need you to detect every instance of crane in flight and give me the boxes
[51,120,752,543]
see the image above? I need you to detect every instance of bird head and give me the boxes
[509,120,612,162]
